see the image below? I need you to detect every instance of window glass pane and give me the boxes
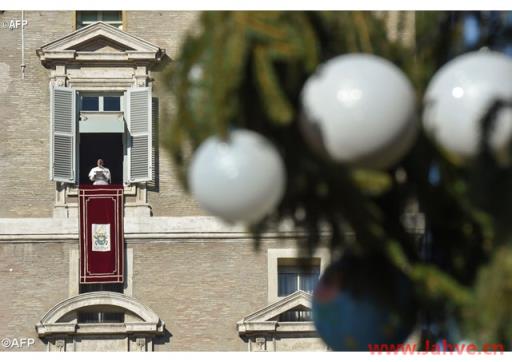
[81,96,99,111]
[78,312,100,323]
[102,11,122,22]
[102,312,124,323]
[80,11,99,22]
[299,271,320,294]
[77,11,122,29]
[278,264,320,296]
[103,96,121,111]
[278,272,298,296]
[78,312,124,323]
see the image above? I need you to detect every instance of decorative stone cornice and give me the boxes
[237,291,314,334]
[0,216,327,242]
[35,291,165,337]
[0,213,425,242]
[36,22,165,68]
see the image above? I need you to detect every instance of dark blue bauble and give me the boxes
[312,256,416,351]
[463,15,481,48]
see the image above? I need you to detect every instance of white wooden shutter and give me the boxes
[50,86,77,183]
[127,87,152,182]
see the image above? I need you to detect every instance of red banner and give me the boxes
[79,185,124,284]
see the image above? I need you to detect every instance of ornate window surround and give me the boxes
[37,22,165,218]
[237,290,327,352]
[35,292,165,352]
[267,248,331,303]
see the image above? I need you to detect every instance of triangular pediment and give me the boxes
[37,22,164,66]
[237,291,323,350]
[40,21,159,52]
[67,35,135,52]
[239,290,312,323]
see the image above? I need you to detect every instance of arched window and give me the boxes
[36,292,165,352]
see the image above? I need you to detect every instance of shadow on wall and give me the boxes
[153,327,173,350]
[147,54,173,193]
[147,96,160,193]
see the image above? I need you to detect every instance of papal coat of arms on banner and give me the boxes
[92,224,111,252]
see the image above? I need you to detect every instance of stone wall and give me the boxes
[0,240,72,351]
[131,239,270,351]
[0,233,308,351]
[0,10,417,218]
[0,11,73,217]
[124,11,204,217]
[0,10,204,218]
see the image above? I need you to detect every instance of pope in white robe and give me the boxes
[89,159,111,185]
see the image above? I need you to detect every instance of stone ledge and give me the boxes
[0,216,305,242]
[0,213,424,242]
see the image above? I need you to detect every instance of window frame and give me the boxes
[277,262,321,297]
[80,92,124,112]
[77,310,125,324]
[75,11,124,30]
[50,86,153,190]
[35,290,164,352]
[77,91,127,185]
[267,248,331,303]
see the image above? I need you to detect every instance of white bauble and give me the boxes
[423,51,512,164]
[300,53,417,169]
[188,130,286,223]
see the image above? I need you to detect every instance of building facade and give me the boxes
[0,10,336,352]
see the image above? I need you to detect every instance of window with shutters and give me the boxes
[51,87,78,183]
[126,88,152,182]
[78,92,125,184]
[50,86,153,186]
[38,21,163,216]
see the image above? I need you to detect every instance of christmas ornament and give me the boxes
[188,129,286,223]
[312,255,416,351]
[463,14,481,48]
[423,51,512,164]
[300,53,417,169]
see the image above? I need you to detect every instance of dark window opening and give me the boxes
[78,311,125,323]
[278,307,313,322]
[79,283,124,294]
[79,133,124,185]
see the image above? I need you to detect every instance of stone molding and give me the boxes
[36,22,165,67]
[35,292,164,338]
[36,22,166,216]
[36,291,163,330]
[35,292,164,352]
[0,213,425,243]
[237,291,325,352]
[238,290,313,331]
[0,216,320,242]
